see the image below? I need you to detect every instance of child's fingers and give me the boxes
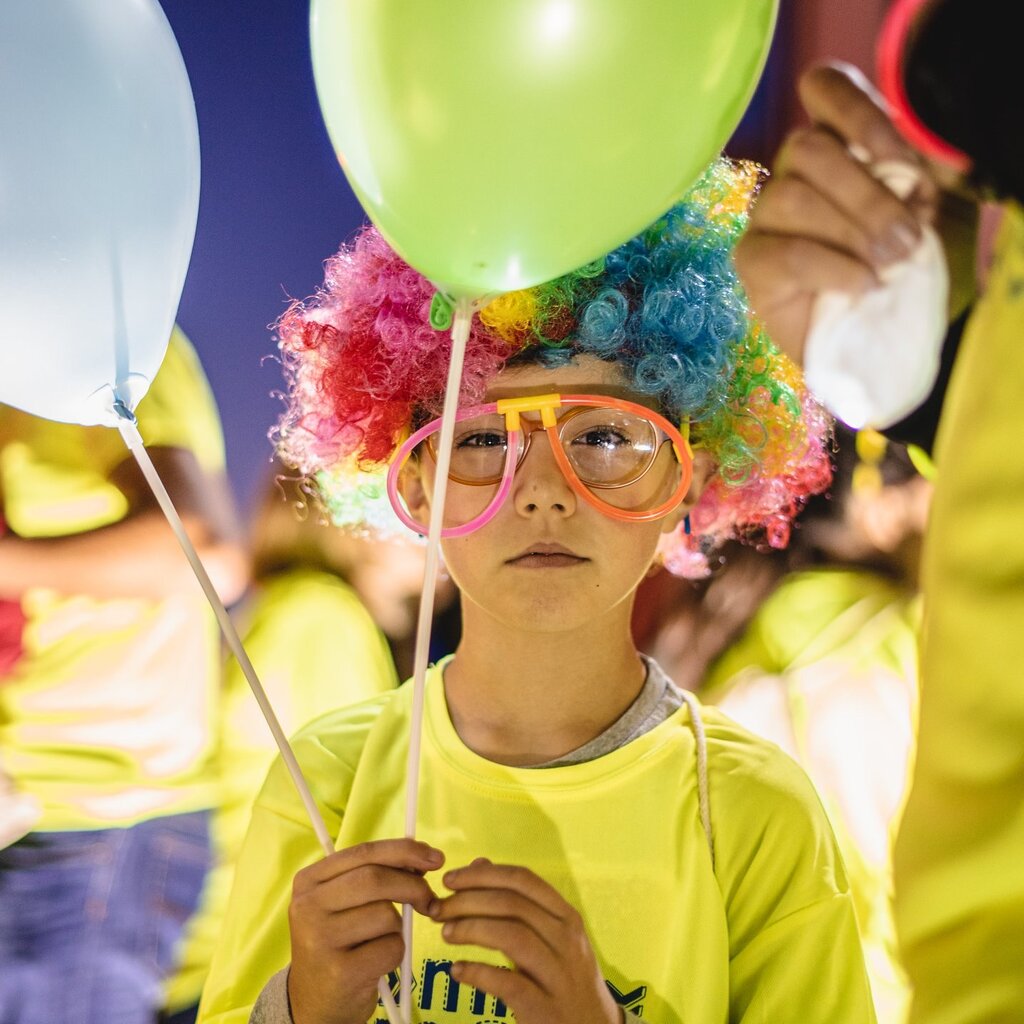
[441,916,560,994]
[442,862,572,922]
[330,838,445,874]
[314,863,438,915]
[329,901,404,948]
[294,839,444,890]
[343,931,407,983]
[296,860,440,917]
[450,961,540,1019]
[431,888,561,951]
[292,899,401,953]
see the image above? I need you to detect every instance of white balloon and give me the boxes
[0,0,199,426]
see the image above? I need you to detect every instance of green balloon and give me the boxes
[310,0,777,298]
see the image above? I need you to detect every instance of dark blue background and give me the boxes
[157,1,787,510]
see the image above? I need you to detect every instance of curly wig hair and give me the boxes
[273,158,832,577]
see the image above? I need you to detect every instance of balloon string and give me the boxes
[389,298,473,1024]
[112,404,334,860]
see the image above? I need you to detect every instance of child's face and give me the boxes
[402,355,709,635]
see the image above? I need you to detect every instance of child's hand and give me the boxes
[734,62,939,366]
[287,839,444,1024]
[431,858,622,1024]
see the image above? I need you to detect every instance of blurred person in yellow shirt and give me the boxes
[0,328,247,1024]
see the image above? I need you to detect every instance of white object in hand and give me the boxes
[803,160,948,430]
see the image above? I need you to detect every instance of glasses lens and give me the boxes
[561,407,660,486]
[396,414,510,534]
[441,414,510,484]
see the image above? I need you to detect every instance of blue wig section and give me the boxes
[566,171,751,424]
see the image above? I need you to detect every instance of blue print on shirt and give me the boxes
[373,960,647,1022]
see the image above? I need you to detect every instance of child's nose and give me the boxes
[511,430,576,518]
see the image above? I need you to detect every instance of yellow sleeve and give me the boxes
[197,737,341,1024]
[707,712,877,1022]
[198,698,388,1024]
[133,325,226,473]
[893,207,1024,1021]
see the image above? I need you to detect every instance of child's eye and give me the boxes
[456,430,507,449]
[572,428,630,449]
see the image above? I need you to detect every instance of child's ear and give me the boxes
[660,450,717,535]
[397,458,431,524]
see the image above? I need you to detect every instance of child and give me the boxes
[199,160,875,1024]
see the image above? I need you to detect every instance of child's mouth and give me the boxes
[507,544,587,568]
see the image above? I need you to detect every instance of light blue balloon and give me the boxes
[0,0,199,426]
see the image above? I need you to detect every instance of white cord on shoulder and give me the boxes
[678,690,714,870]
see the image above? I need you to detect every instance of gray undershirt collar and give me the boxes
[533,655,685,768]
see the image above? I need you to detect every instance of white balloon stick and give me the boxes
[389,297,474,1024]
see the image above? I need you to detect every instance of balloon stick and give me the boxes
[383,297,474,1024]
[112,401,334,859]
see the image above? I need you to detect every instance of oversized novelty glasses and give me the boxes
[386,393,694,537]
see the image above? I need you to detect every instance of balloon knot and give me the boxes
[429,291,454,331]
[111,397,137,424]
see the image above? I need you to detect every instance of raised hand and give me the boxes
[287,839,444,1024]
[431,858,622,1024]
[734,62,939,364]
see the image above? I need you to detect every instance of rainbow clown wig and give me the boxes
[273,158,832,578]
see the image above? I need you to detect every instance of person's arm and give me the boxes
[0,445,247,603]
[892,206,1024,1023]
